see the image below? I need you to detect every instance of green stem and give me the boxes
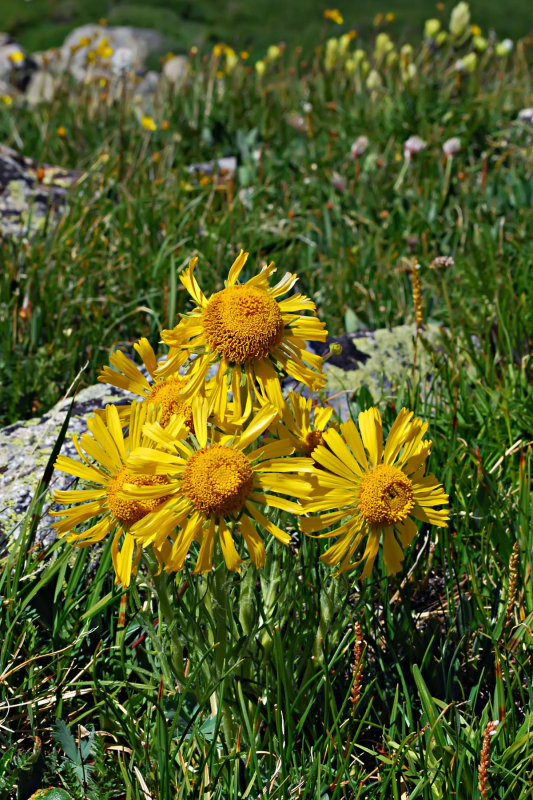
[146,552,186,686]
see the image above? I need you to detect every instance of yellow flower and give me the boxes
[51,403,175,587]
[8,51,24,65]
[424,18,441,39]
[95,37,113,59]
[470,24,482,36]
[158,251,327,420]
[56,126,67,138]
[324,9,344,25]
[300,408,449,578]
[124,401,313,573]
[267,44,281,61]
[385,12,395,22]
[1,94,13,106]
[141,115,157,131]
[98,337,195,429]
[473,35,488,52]
[274,391,333,457]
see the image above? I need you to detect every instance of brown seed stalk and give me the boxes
[504,541,520,634]
[477,720,496,799]
[350,620,365,714]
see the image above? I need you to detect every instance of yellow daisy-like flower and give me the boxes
[274,390,334,456]
[98,337,195,429]
[51,403,178,587]
[300,407,449,578]
[123,400,313,573]
[158,251,327,421]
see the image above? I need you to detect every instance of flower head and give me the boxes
[98,337,195,429]
[495,39,513,56]
[403,135,427,160]
[324,9,344,25]
[51,403,175,587]
[124,400,313,573]
[300,407,449,578]
[158,251,327,421]
[141,115,157,131]
[273,391,333,457]
[442,137,461,157]
[350,135,369,158]
[449,2,471,38]
[424,18,441,39]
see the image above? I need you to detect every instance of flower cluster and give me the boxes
[53,252,448,586]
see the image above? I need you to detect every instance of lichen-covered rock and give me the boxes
[0,383,128,544]
[0,144,80,239]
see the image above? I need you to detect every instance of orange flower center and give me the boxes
[183,444,254,515]
[303,429,324,456]
[147,377,193,428]
[357,464,414,527]
[106,467,170,524]
[202,285,284,363]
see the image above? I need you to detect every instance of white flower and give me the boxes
[496,38,514,56]
[350,135,369,158]
[442,137,461,157]
[403,135,427,160]
[517,108,533,124]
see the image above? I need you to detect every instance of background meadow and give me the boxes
[1,2,533,798]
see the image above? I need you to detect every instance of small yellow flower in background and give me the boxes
[8,50,25,65]
[424,18,441,38]
[224,46,239,73]
[96,37,113,59]
[470,24,482,36]
[461,52,478,72]
[255,59,266,76]
[374,32,394,62]
[124,400,313,573]
[57,125,67,138]
[495,39,514,56]
[267,44,282,61]
[213,43,224,58]
[366,69,382,90]
[240,50,249,60]
[449,1,471,38]
[1,94,13,106]
[158,251,327,421]
[51,403,174,587]
[473,35,488,52]
[373,12,384,26]
[141,115,157,131]
[78,35,91,47]
[435,31,448,46]
[98,17,108,26]
[385,12,395,22]
[300,407,449,578]
[324,8,344,24]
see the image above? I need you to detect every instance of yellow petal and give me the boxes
[226,250,249,286]
[193,518,216,573]
[359,529,381,579]
[218,519,242,572]
[358,408,383,468]
[245,501,291,545]
[382,529,405,575]
[134,337,158,376]
[235,404,278,451]
[239,514,266,567]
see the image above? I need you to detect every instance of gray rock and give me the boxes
[0,144,80,239]
[0,383,129,545]
[25,70,59,105]
[61,25,166,81]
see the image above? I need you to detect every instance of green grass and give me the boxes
[1,13,533,800]
[3,0,533,55]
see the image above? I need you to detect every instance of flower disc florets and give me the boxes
[106,467,169,524]
[303,429,324,456]
[147,377,193,427]
[202,285,284,362]
[358,464,414,527]
[183,444,254,515]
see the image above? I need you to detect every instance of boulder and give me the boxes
[0,144,80,239]
[0,324,443,546]
[0,384,129,544]
[60,25,166,81]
